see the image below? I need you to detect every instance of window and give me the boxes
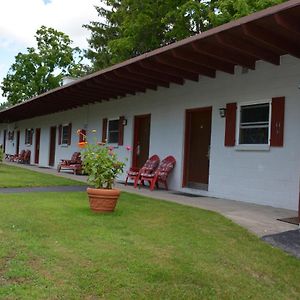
[8,131,14,141]
[61,125,70,145]
[107,119,119,144]
[25,129,33,145]
[238,102,270,145]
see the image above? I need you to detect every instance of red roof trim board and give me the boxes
[1,0,300,122]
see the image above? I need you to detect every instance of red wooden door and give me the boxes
[49,126,56,166]
[16,130,20,155]
[132,114,151,169]
[183,107,212,189]
[35,128,41,164]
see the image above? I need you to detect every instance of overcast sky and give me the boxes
[0,0,100,103]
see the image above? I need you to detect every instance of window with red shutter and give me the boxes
[233,97,285,148]
[60,123,72,145]
[107,119,119,144]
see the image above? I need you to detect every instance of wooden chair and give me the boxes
[139,155,176,191]
[57,152,82,175]
[125,155,160,188]
[19,150,31,164]
[11,150,25,162]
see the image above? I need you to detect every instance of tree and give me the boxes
[1,26,87,105]
[0,101,11,111]
[210,0,285,26]
[84,0,285,71]
[84,0,215,70]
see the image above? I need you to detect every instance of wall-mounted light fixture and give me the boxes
[122,118,128,126]
[219,108,226,118]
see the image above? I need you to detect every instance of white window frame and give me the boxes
[235,99,272,151]
[107,118,119,145]
[25,128,33,146]
[61,124,70,145]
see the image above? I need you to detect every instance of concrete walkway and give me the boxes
[3,161,299,237]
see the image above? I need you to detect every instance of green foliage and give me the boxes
[84,0,285,71]
[0,148,3,163]
[210,0,286,26]
[84,0,214,70]
[82,143,125,189]
[1,26,88,105]
[0,101,11,111]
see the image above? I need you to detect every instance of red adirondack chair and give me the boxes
[57,152,82,175]
[11,149,25,162]
[19,150,31,164]
[125,155,160,188]
[139,155,176,191]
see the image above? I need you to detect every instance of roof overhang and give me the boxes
[1,0,300,123]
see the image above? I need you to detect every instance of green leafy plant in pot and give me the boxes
[78,130,129,212]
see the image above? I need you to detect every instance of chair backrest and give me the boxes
[18,150,25,158]
[157,156,176,179]
[141,155,160,174]
[71,152,81,164]
[24,150,31,162]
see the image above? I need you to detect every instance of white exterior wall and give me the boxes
[3,55,300,210]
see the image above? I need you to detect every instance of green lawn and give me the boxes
[0,191,299,299]
[0,164,84,187]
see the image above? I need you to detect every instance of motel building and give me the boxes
[1,1,300,213]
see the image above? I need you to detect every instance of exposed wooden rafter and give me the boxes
[215,33,280,65]
[172,48,235,74]
[242,23,300,59]
[157,54,216,78]
[192,42,256,70]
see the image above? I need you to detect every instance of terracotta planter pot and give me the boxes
[87,187,120,213]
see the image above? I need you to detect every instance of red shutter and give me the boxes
[224,103,237,146]
[102,118,108,143]
[29,129,33,145]
[270,97,285,147]
[58,125,62,145]
[118,116,125,146]
[79,129,86,143]
[68,123,72,145]
[25,129,28,143]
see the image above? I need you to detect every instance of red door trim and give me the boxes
[35,128,41,164]
[49,126,56,166]
[182,106,212,187]
[16,130,20,155]
[132,114,151,168]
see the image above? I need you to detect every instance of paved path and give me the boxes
[2,161,299,237]
[262,230,300,259]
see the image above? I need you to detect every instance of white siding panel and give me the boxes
[4,55,300,210]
